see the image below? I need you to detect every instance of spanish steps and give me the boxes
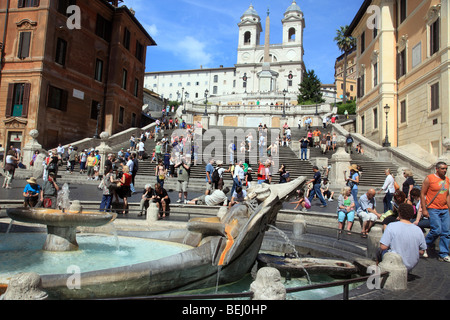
[57,123,400,192]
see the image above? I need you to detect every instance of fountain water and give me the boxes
[268,225,312,285]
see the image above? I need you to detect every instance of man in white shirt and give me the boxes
[232,161,245,195]
[137,140,145,160]
[189,187,230,206]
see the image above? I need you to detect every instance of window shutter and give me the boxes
[61,89,68,112]
[6,84,14,117]
[21,83,31,118]
[33,0,40,7]
[18,32,31,59]
[17,0,25,8]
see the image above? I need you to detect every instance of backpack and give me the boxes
[346,136,354,144]
[212,168,220,184]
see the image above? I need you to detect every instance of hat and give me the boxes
[349,164,359,172]
[248,167,253,171]
[27,177,38,184]
[216,160,223,166]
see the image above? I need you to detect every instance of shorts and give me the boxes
[87,166,94,176]
[177,180,188,192]
[206,182,213,192]
[195,195,207,205]
[358,210,378,222]
[338,210,355,223]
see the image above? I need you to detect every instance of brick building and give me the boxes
[0,0,156,151]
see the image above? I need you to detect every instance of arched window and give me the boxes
[244,31,251,45]
[289,28,296,42]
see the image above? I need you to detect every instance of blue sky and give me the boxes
[122,0,363,84]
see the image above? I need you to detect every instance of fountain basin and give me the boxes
[7,208,117,252]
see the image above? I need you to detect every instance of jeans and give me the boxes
[100,194,113,212]
[426,209,450,258]
[301,148,308,160]
[308,183,327,206]
[231,177,242,196]
[383,191,393,212]
[351,188,359,211]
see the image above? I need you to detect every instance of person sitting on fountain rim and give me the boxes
[153,183,171,220]
[188,187,230,207]
[23,177,42,208]
[40,172,59,209]
[138,184,155,217]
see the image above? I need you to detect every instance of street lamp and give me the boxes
[282,89,287,118]
[181,87,186,114]
[383,104,391,147]
[204,89,209,116]
[184,91,189,114]
[94,103,101,139]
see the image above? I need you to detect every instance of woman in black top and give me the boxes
[402,169,415,200]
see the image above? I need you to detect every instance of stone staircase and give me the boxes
[55,124,401,192]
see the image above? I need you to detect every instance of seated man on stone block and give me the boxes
[378,203,427,272]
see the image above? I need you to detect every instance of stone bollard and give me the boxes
[146,202,160,224]
[1,273,48,300]
[292,215,307,239]
[250,267,286,300]
[367,226,383,260]
[379,252,408,291]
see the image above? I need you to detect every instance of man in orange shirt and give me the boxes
[312,129,321,148]
[421,162,450,262]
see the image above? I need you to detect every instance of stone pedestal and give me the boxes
[22,130,45,169]
[146,202,159,224]
[95,132,112,177]
[292,215,307,239]
[330,135,351,189]
[201,115,210,130]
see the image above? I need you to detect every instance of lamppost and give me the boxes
[383,104,391,147]
[282,89,287,118]
[204,89,209,116]
[94,103,101,139]
[184,91,189,114]
[181,87,186,114]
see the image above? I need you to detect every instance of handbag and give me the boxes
[43,198,52,208]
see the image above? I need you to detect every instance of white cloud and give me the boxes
[174,36,213,68]
[144,23,158,37]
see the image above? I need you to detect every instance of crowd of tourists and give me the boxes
[2,117,449,272]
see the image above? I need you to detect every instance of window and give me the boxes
[213,86,218,94]
[430,18,440,56]
[95,14,112,42]
[94,59,103,82]
[361,115,365,135]
[400,100,407,123]
[373,108,378,129]
[244,32,251,45]
[135,41,144,62]
[357,74,365,98]
[57,0,76,15]
[213,75,218,83]
[360,32,365,54]
[119,107,124,124]
[134,78,139,97]
[399,0,407,24]
[90,100,100,120]
[373,62,378,87]
[123,28,131,50]
[18,0,39,8]
[47,85,68,111]
[122,69,128,90]
[18,32,31,59]
[55,38,67,66]
[397,49,406,78]
[5,83,30,118]
[430,82,439,112]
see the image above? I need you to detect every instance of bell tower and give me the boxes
[237,5,262,58]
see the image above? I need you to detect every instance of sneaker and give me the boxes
[423,250,428,258]
[320,205,327,208]
[328,198,334,202]
[176,199,182,203]
[438,256,450,263]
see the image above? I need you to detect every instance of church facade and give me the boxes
[144,1,306,107]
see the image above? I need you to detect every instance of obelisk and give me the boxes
[259,8,276,92]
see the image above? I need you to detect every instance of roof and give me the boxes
[285,1,302,14]
[345,0,372,37]
[241,4,260,19]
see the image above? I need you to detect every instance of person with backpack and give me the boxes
[346,134,354,154]
[212,160,229,190]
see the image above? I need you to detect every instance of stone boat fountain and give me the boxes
[2,178,306,299]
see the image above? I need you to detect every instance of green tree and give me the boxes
[334,25,356,104]
[297,69,323,105]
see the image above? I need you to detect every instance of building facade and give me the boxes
[335,47,357,101]
[0,0,155,151]
[347,0,449,157]
[144,1,306,107]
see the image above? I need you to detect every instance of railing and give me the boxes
[101,272,389,301]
